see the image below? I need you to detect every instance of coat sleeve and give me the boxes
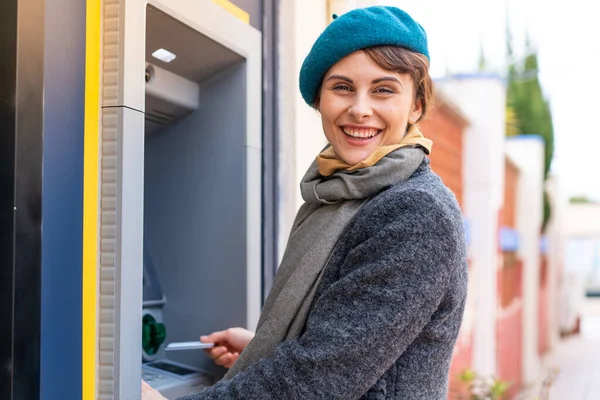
[177,190,463,400]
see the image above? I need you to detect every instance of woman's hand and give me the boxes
[201,327,254,368]
[142,380,167,400]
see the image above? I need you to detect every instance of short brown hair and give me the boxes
[315,46,434,122]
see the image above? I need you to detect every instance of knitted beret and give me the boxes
[299,6,429,107]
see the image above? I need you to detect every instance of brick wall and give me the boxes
[497,156,524,398]
[496,298,523,399]
[419,93,467,209]
[447,330,474,399]
[502,158,519,228]
[422,92,471,400]
[538,255,550,356]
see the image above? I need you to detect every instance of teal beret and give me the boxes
[299,6,429,107]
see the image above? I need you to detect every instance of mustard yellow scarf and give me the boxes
[316,125,433,177]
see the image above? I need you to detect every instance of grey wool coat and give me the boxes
[182,159,468,399]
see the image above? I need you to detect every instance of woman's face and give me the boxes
[317,51,422,165]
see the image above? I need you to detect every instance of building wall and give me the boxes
[544,175,567,349]
[565,203,600,236]
[562,202,600,331]
[418,92,471,394]
[538,255,550,356]
[437,76,506,377]
[277,0,328,261]
[505,135,545,385]
[496,155,524,397]
[497,297,524,399]
[502,158,519,229]
[419,96,467,208]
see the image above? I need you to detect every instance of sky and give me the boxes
[349,0,600,201]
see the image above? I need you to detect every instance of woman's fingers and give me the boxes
[141,380,167,400]
[201,328,250,367]
[205,345,228,360]
[215,352,237,367]
[201,330,228,344]
[142,380,153,392]
[226,352,240,368]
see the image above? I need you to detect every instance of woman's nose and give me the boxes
[347,96,373,120]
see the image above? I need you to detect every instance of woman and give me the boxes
[143,5,468,399]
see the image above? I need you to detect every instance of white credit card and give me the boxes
[165,341,215,351]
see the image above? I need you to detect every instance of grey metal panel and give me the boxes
[143,63,248,375]
[146,6,244,83]
[117,107,146,398]
[105,0,263,395]
[99,1,123,397]
[98,105,146,400]
[98,105,118,400]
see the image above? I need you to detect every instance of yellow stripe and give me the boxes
[83,0,100,398]
[212,0,250,24]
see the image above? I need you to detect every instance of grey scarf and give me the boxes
[224,146,426,379]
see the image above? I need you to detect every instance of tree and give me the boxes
[505,32,555,231]
[478,43,487,72]
[569,196,598,204]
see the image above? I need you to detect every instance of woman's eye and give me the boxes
[333,84,352,91]
[375,87,394,94]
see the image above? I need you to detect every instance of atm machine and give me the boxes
[95,1,262,398]
[140,247,215,398]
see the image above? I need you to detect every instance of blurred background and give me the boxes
[275,1,600,399]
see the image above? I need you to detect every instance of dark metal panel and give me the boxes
[0,0,18,398]
[12,0,45,398]
[40,0,86,398]
[260,0,279,302]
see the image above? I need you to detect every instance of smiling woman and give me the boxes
[316,47,433,166]
[143,6,468,400]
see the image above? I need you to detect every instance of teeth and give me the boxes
[342,127,379,138]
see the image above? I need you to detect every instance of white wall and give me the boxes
[566,203,600,236]
[437,76,506,377]
[545,175,568,350]
[562,202,600,330]
[277,0,328,262]
[506,136,545,385]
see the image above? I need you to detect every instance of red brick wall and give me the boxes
[502,159,519,229]
[499,254,522,308]
[419,102,466,209]
[497,301,523,399]
[538,255,550,356]
[422,94,470,400]
[497,159,524,398]
[447,330,474,399]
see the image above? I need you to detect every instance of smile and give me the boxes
[341,126,382,140]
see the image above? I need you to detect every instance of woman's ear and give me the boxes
[408,100,423,125]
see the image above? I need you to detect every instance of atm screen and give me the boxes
[147,361,197,376]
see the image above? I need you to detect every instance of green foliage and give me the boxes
[505,30,555,232]
[569,196,597,204]
[478,43,488,72]
[459,368,476,384]
[505,107,519,137]
[453,368,511,400]
[543,191,552,231]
